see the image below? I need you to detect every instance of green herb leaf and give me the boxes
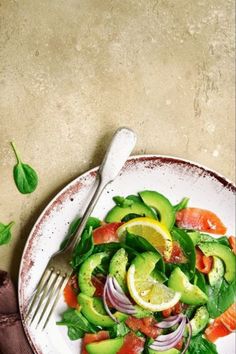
[187,334,217,354]
[11,142,38,194]
[0,222,15,245]
[109,322,130,338]
[173,197,189,212]
[70,226,94,270]
[188,231,229,247]
[194,269,207,293]
[113,196,134,208]
[172,227,196,279]
[61,216,101,250]
[206,279,236,318]
[123,232,165,271]
[121,213,145,222]
[57,308,98,340]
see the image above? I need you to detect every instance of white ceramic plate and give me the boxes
[18,155,236,354]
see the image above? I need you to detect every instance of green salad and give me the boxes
[57,190,236,354]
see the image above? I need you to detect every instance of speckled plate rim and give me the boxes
[18,154,236,354]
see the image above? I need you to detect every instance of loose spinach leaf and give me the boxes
[57,308,98,340]
[11,142,38,194]
[173,197,189,212]
[187,334,217,354]
[109,322,130,338]
[70,226,94,270]
[121,213,144,222]
[194,270,207,293]
[69,216,101,236]
[123,232,165,271]
[93,242,139,260]
[206,279,236,318]
[0,222,15,245]
[93,242,121,254]
[61,216,101,250]
[188,231,229,247]
[113,196,134,208]
[172,227,196,279]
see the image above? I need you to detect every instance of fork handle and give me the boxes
[66,127,137,252]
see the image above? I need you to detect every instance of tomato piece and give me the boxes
[175,339,183,350]
[82,331,109,354]
[205,319,231,342]
[162,302,183,318]
[196,247,213,274]
[93,222,123,244]
[219,303,236,332]
[167,241,187,264]
[117,332,145,354]
[125,316,159,339]
[63,275,79,308]
[229,236,236,255]
[173,301,183,314]
[162,308,172,318]
[91,275,106,297]
[176,208,227,234]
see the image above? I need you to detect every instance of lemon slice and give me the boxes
[127,264,181,311]
[117,217,173,260]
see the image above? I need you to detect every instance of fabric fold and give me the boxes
[0,270,33,354]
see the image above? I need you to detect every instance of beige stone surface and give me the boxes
[0,0,235,282]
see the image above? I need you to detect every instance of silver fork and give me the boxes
[25,127,137,329]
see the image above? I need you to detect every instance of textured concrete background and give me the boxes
[0,0,235,282]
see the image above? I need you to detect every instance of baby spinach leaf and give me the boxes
[109,322,130,338]
[171,227,196,279]
[70,226,94,271]
[61,216,101,250]
[0,221,15,245]
[188,231,229,247]
[11,142,38,194]
[173,197,189,212]
[187,334,217,354]
[93,242,121,254]
[194,270,207,293]
[113,196,134,208]
[57,308,98,340]
[123,232,165,271]
[206,279,236,318]
[121,213,144,222]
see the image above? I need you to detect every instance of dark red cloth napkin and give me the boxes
[0,270,33,354]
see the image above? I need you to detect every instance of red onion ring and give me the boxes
[103,276,136,319]
[150,316,186,351]
[111,276,127,295]
[103,276,119,323]
[181,316,192,354]
[157,314,183,329]
[107,277,132,306]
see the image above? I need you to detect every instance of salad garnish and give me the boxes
[57,190,236,354]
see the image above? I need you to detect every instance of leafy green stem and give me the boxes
[10,141,21,163]
[7,221,15,229]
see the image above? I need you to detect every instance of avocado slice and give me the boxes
[78,252,108,296]
[109,248,128,291]
[148,349,180,354]
[168,267,208,305]
[208,256,224,286]
[78,293,127,327]
[199,243,236,283]
[139,190,175,230]
[190,306,209,336]
[105,200,157,223]
[86,337,124,354]
[132,251,161,280]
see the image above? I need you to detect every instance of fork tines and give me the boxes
[25,267,69,329]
